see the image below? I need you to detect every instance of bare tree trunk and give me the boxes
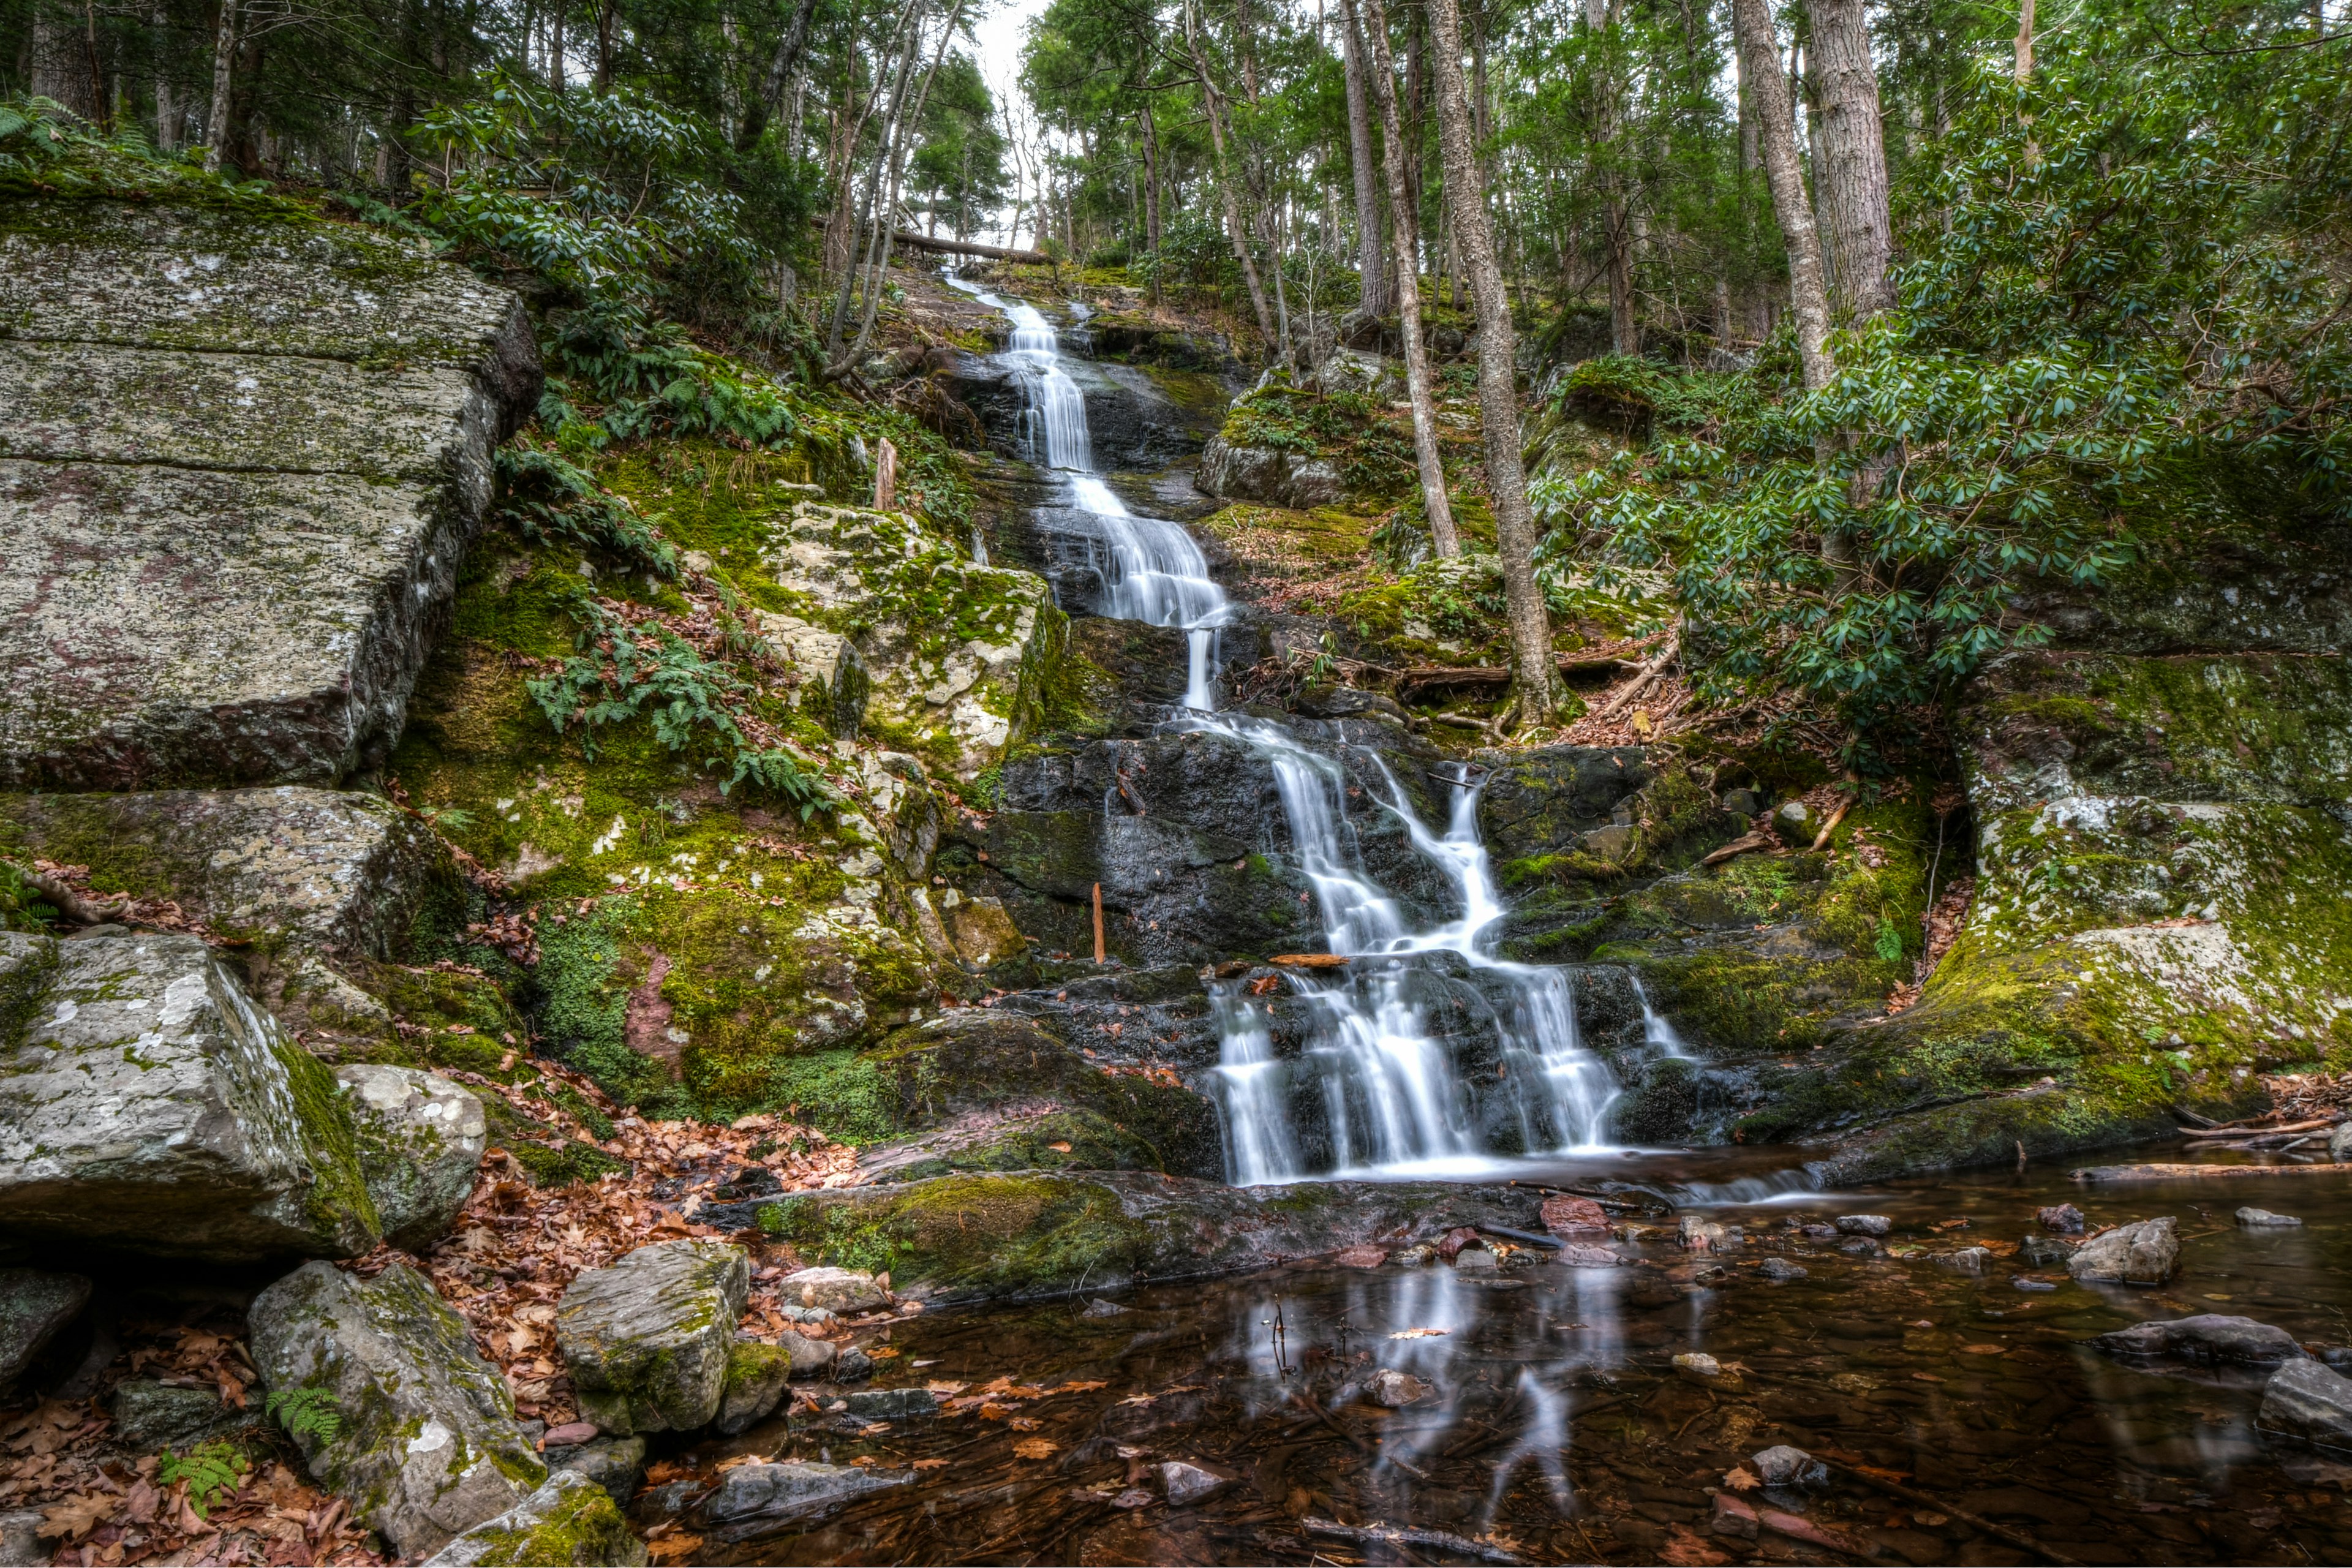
[1182,0,1278,358]
[1730,0,1831,390]
[1425,0,1556,720]
[1338,3,1390,321]
[828,2,923,360]
[152,0,176,149]
[1350,0,1458,557]
[549,0,565,90]
[1139,102,1163,260]
[736,0,820,151]
[202,0,236,173]
[837,0,961,375]
[2013,0,2034,82]
[1801,0,1892,318]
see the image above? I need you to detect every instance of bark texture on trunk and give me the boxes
[736,0,821,151]
[1801,0,1893,318]
[1730,0,1833,390]
[1338,5,1392,321]
[203,0,236,173]
[1350,0,1459,557]
[1425,0,1557,718]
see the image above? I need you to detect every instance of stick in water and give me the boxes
[1301,1518,1525,1565]
[1091,881,1105,964]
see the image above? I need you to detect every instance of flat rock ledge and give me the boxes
[0,198,541,790]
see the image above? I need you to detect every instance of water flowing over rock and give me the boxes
[556,1240,749,1435]
[0,198,540,790]
[0,930,379,1262]
[249,1259,545,1559]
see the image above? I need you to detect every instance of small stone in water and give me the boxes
[538,1421,598,1449]
[1365,1368,1430,1408]
[1679,1216,1727,1251]
[1800,1223,1839,1241]
[2013,1276,2059,1292]
[1937,1246,1992,1275]
[1839,1237,1883,1257]
[1558,1243,1622,1268]
[835,1346,874,1382]
[1452,1246,1498,1272]
[1760,1257,1807,1282]
[1393,1244,1434,1268]
[1158,1460,1235,1507]
[1332,1245,1389,1268]
[1673,1352,1722,1377]
[2037,1203,2087,1234]
[2237,1207,2303,1227]
[1080,1297,1129,1318]
[1541,1194,1611,1236]
[1751,1444,1828,1490]
[1836,1215,1892,1237]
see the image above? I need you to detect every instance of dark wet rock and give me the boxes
[557,1240,749,1436]
[1836,1215,1892,1237]
[1195,435,1348,510]
[0,1269,89,1387]
[337,1065,484,1251]
[1759,1257,1807,1282]
[1937,1247,1993,1275]
[538,1439,646,1506]
[2020,1234,2078,1266]
[418,1470,646,1567]
[2238,1207,2304,1227]
[0,930,379,1263]
[1289,684,1413,725]
[108,1379,259,1451]
[1159,1458,1238,1506]
[692,1461,911,1540]
[2260,1359,2352,1452]
[1839,1237,1883,1257]
[0,198,539,791]
[2093,1314,2307,1366]
[2013,1276,2058,1292]
[835,1346,874,1382]
[842,1387,937,1420]
[1752,1445,1828,1490]
[2068,1216,2180,1284]
[758,1170,1548,1304]
[2037,1204,2087,1234]
[1476,745,1653,868]
[249,1259,543,1559]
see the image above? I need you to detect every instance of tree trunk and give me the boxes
[548,0,565,90]
[2013,0,2034,82]
[202,0,236,173]
[1801,0,1892,318]
[151,0,176,149]
[736,0,820,151]
[1182,0,1278,358]
[1730,0,1832,390]
[1139,103,1163,258]
[1350,0,1459,557]
[1338,4,1390,320]
[1425,0,1556,719]
[836,0,965,375]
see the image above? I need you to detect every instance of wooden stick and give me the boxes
[873,435,897,510]
[1301,1518,1524,1564]
[1591,633,1679,723]
[1808,797,1855,852]
[2181,1117,2335,1139]
[1820,1459,2081,1566]
[1702,830,1778,867]
[2071,1160,2348,1183]
[1091,883,1105,964]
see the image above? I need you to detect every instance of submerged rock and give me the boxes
[1365,1369,1429,1408]
[1158,1458,1237,1506]
[1758,1257,1807,1282]
[2067,1216,2180,1285]
[2260,1360,2352,1452]
[2038,1204,2088,1234]
[0,930,378,1262]
[557,1240,750,1436]
[418,1470,646,1567]
[249,1259,543,1559]
[0,197,539,791]
[1835,1215,1892,1237]
[1751,1445,1828,1490]
[692,1461,911,1540]
[2237,1207,2304,1227]
[337,1065,484,1251]
[2093,1314,2307,1366]
[0,1269,89,1386]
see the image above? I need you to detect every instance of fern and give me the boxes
[266,1387,345,1446]
[495,447,679,578]
[159,1441,248,1518]
[1874,916,1907,964]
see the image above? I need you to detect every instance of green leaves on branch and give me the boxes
[527,590,834,820]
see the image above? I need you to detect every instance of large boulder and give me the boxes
[0,930,379,1262]
[2093,1314,2307,1366]
[1195,435,1348,511]
[2260,1359,2352,1452]
[418,1471,647,1567]
[2068,1217,2182,1285]
[0,197,540,790]
[556,1240,749,1435]
[249,1259,545,1559]
[337,1065,486,1251]
[0,1268,89,1386]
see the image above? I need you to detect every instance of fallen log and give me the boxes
[2181,1116,2336,1139]
[1702,830,1779,867]
[888,230,1055,265]
[1301,1518,1523,1565]
[1269,953,1350,968]
[2071,1159,2348,1183]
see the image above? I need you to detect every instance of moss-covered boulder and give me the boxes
[419,1470,647,1567]
[0,930,380,1262]
[249,1259,546,1560]
[757,1170,1553,1303]
[554,1240,748,1436]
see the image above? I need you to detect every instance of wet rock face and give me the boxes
[2094,1313,2307,1365]
[2260,1359,2352,1450]
[0,930,379,1262]
[1194,435,1349,511]
[418,1469,647,1567]
[692,1460,911,1541]
[1476,745,1655,866]
[948,350,1223,473]
[2068,1216,2181,1284]
[249,1259,545,1560]
[0,199,541,790]
[556,1240,750,1436]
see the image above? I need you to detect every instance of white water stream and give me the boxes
[949,271,1635,1184]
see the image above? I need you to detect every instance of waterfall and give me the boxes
[947,268,1626,1181]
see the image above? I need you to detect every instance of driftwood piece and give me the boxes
[2071,1160,2350,1183]
[1300,1517,1526,1565]
[1702,830,1778,867]
[1270,953,1350,968]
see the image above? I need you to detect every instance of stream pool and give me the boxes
[659,1146,2352,1565]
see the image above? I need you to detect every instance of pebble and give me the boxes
[1558,1243,1623,1268]
[2037,1203,2087,1234]
[835,1346,874,1382]
[1800,1223,1839,1240]
[2013,1276,2059,1292]
[1838,1237,1883,1257]
[1835,1215,1892,1237]
[1752,1444,1828,1490]
[1672,1352,1722,1377]
[1159,1459,1235,1507]
[1365,1368,1430,1408]
[2237,1207,2303,1227]
[1936,1246,1992,1275]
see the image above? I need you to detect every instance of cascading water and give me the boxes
[944,272,1227,709]
[950,269,1627,1182]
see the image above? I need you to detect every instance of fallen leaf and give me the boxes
[1011,1438,1058,1460]
[1050,1381,1107,1395]
[910,1458,949,1471]
[1961,1343,2007,1355]
[1721,1465,1762,1492]
[647,1532,707,1564]
[926,1381,968,1396]
[1659,1523,1730,1565]
[39,1493,115,1542]
[1009,1417,1041,1431]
